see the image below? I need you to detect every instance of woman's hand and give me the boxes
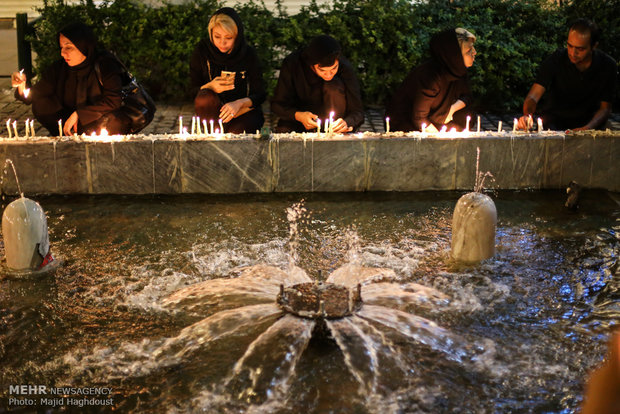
[11,71,27,95]
[202,76,235,94]
[64,111,79,135]
[220,99,246,123]
[295,111,318,130]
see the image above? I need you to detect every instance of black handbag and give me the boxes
[94,54,156,134]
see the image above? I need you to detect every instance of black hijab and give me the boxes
[200,7,248,66]
[429,28,468,80]
[57,22,99,108]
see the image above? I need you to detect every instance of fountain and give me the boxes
[1,159,57,273]
[1,191,616,412]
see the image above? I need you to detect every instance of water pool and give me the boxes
[1,190,618,413]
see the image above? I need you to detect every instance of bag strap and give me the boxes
[94,53,136,89]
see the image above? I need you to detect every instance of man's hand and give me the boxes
[330,118,352,133]
[295,111,318,130]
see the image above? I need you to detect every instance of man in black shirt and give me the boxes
[517,18,617,131]
[271,35,364,133]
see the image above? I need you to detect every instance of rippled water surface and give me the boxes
[1,191,618,413]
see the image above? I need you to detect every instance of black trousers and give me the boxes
[194,89,264,134]
[34,107,131,136]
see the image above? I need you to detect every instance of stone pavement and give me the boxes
[2,77,619,136]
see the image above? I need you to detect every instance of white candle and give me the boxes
[6,119,11,139]
[537,117,543,133]
[497,121,502,132]
[12,121,18,138]
[421,123,426,133]
[466,115,471,132]
[440,125,447,133]
[202,120,208,135]
[182,127,188,135]
[513,118,517,132]
[25,119,30,137]
[178,116,183,135]
[477,116,481,133]
[58,119,63,138]
[210,119,214,135]
[324,118,329,134]
[385,117,390,134]
[196,117,202,135]
[191,116,196,135]
[30,119,35,137]
[329,111,334,134]
[317,119,321,136]
[218,119,224,134]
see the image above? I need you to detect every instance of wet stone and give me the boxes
[277,282,362,319]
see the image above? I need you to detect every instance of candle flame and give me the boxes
[23,88,30,99]
[100,128,109,136]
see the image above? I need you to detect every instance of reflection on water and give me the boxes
[0,191,618,412]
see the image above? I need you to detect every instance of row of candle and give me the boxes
[179,116,225,136]
[5,119,35,139]
[3,113,544,140]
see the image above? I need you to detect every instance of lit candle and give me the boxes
[440,125,447,133]
[537,117,543,133]
[449,127,457,133]
[196,117,202,135]
[58,119,63,138]
[178,116,183,135]
[497,121,502,133]
[182,127,188,135]
[30,119,35,137]
[191,116,196,135]
[25,119,30,137]
[100,128,109,136]
[218,119,224,134]
[6,119,11,139]
[324,118,329,134]
[329,111,334,134]
[477,116,481,133]
[385,117,390,134]
[421,123,426,133]
[513,118,517,132]
[466,115,471,132]
[12,121,18,138]
[23,88,30,99]
[210,119,214,135]
[202,120,208,135]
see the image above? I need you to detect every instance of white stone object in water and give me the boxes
[2,197,50,270]
[451,192,497,263]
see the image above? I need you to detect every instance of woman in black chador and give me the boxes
[190,7,266,134]
[12,22,132,136]
[387,28,477,132]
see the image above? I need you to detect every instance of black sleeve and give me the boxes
[76,56,123,126]
[245,49,266,108]
[339,60,364,129]
[271,55,299,121]
[189,44,208,98]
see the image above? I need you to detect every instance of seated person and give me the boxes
[517,18,617,131]
[12,22,132,136]
[271,35,364,133]
[386,28,477,133]
[190,7,266,134]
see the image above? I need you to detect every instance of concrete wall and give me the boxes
[0,132,618,195]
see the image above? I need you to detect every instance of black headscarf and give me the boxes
[201,7,248,66]
[58,22,98,69]
[57,22,99,108]
[429,28,468,80]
